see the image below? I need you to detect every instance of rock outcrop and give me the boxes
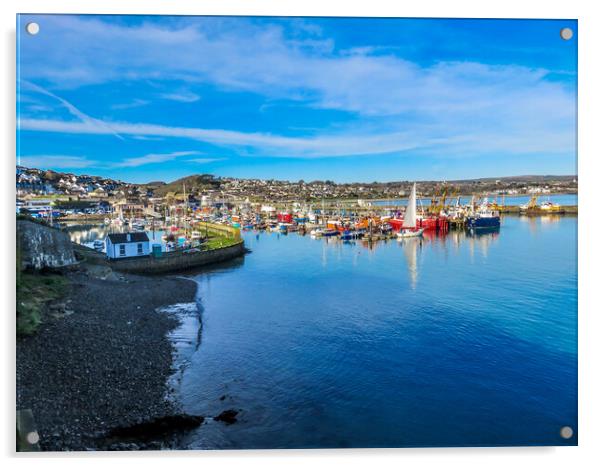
[17,219,77,270]
[213,409,239,425]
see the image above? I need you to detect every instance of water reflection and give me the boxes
[60,223,113,246]
[63,221,503,291]
[181,215,576,449]
[398,238,420,290]
[61,222,167,250]
[63,219,539,292]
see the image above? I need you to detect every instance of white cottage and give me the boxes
[105,232,150,259]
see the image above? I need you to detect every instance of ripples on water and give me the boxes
[67,216,577,448]
[175,215,577,449]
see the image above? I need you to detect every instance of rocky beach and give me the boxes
[16,267,200,451]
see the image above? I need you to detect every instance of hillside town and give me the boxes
[17,166,578,219]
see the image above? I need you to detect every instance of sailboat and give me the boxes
[397,183,425,239]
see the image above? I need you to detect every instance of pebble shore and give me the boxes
[16,268,198,451]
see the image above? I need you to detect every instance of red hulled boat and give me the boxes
[388,215,449,232]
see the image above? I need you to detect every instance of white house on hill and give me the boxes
[105,232,150,259]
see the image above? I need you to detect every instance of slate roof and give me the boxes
[107,232,150,244]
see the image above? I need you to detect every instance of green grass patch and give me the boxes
[16,272,69,336]
[203,235,240,251]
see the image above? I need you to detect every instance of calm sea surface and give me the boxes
[175,215,577,449]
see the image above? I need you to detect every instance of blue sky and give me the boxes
[17,15,577,183]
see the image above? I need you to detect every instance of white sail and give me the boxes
[402,183,417,229]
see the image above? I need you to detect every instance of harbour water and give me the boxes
[176,214,577,448]
[63,223,168,250]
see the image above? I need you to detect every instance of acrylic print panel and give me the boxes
[15,15,577,451]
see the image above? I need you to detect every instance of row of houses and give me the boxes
[16,166,147,198]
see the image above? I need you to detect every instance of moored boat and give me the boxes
[397,183,424,239]
[466,201,501,230]
[321,228,340,237]
[540,200,562,212]
[340,230,363,240]
[466,215,500,229]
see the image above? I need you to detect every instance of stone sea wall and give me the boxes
[107,241,246,274]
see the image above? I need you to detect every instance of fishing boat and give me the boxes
[466,200,501,230]
[310,228,324,237]
[278,222,296,232]
[397,183,425,239]
[322,228,340,237]
[466,212,500,230]
[277,212,293,223]
[294,216,308,224]
[520,195,538,213]
[540,199,562,212]
[380,223,393,234]
[340,230,363,241]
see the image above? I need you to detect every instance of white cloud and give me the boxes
[188,157,226,164]
[116,150,202,167]
[21,80,124,140]
[18,155,98,169]
[18,115,574,159]
[18,118,427,157]
[17,16,576,160]
[111,99,150,110]
[18,16,575,113]
[160,90,201,103]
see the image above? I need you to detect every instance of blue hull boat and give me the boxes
[466,216,500,229]
[340,231,363,241]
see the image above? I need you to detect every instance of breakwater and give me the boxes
[74,240,246,274]
[110,241,245,274]
[498,205,578,215]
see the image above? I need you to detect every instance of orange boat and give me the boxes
[355,217,382,230]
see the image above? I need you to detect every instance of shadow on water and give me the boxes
[176,255,247,278]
